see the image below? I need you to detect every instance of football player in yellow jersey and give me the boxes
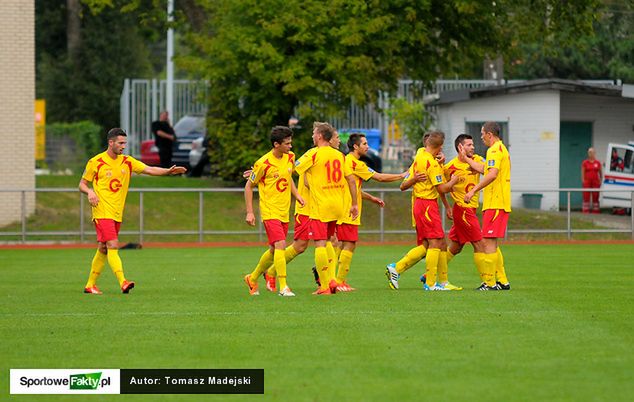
[334,133,406,291]
[386,131,461,291]
[257,133,343,292]
[79,128,186,295]
[464,122,511,291]
[432,134,487,289]
[295,122,358,295]
[243,126,304,297]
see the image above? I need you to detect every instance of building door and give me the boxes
[559,121,593,209]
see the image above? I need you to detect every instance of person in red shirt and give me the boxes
[581,147,603,213]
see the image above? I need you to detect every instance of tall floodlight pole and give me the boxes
[166,0,174,119]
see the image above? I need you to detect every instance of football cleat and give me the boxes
[476,283,498,291]
[311,266,321,286]
[420,274,427,284]
[423,283,447,291]
[121,280,135,294]
[385,263,400,290]
[496,281,511,290]
[336,282,356,292]
[441,282,463,291]
[312,287,332,295]
[264,272,277,292]
[244,274,259,296]
[328,279,338,294]
[83,285,102,295]
[278,286,295,297]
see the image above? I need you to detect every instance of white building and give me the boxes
[433,79,634,210]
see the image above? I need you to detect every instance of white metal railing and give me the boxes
[1,188,633,243]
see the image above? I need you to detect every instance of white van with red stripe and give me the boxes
[602,142,634,211]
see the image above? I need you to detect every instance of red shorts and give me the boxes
[413,198,445,244]
[293,214,312,241]
[94,219,121,243]
[311,219,337,241]
[482,209,509,238]
[449,204,483,244]
[336,223,359,242]
[263,219,289,245]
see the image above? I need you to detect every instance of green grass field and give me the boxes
[1,244,632,401]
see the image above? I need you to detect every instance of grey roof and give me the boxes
[432,78,627,106]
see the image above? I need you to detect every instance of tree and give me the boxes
[36,0,154,133]
[174,0,598,180]
[506,0,633,81]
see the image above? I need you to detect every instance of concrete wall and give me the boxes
[0,1,35,226]
[436,90,561,210]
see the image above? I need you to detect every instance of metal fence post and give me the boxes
[567,191,572,240]
[139,191,144,244]
[199,191,204,243]
[80,194,85,243]
[21,190,26,243]
[379,191,385,242]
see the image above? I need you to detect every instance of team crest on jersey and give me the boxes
[106,170,112,177]
[487,160,495,167]
[121,168,126,174]
[435,175,442,182]
[273,172,279,179]
[295,160,301,166]
[368,168,375,173]
[249,172,256,181]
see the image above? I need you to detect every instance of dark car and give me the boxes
[140,115,206,169]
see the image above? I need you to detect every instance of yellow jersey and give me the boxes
[340,154,375,225]
[407,148,445,200]
[483,140,511,212]
[82,151,147,222]
[249,150,296,222]
[444,155,485,208]
[293,148,317,216]
[295,146,350,222]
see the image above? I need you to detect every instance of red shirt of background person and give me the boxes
[581,147,602,213]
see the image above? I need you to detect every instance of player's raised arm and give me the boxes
[372,171,408,183]
[142,165,187,176]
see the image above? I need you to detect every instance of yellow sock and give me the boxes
[483,252,498,287]
[274,249,287,290]
[315,247,330,290]
[336,250,354,284]
[107,249,126,286]
[474,252,486,283]
[495,247,509,284]
[86,250,107,287]
[266,245,299,277]
[250,250,273,283]
[446,249,455,263]
[425,248,440,286]
[395,245,427,274]
[334,246,342,260]
[326,241,337,282]
[437,251,448,284]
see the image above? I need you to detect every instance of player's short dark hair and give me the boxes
[313,122,335,141]
[482,121,501,137]
[347,133,366,151]
[107,128,127,141]
[454,133,473,152]
[425,130,445,148]
[270,126,293,147]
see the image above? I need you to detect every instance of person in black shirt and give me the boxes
[151,111,176,168]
